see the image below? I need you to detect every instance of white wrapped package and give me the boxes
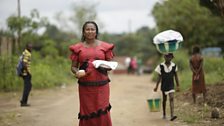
[92,60,118,70]
[153,30,183,44]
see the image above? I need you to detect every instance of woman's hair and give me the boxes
[192,46,201,54]
[81,21,99,42]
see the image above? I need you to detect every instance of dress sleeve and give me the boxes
[105,43,114,61]
[154,64,161,75]
[175,65,178,72]
[69,43,81,61]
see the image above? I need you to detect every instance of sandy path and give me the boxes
[0,74,183,126]
[110,74,179,126]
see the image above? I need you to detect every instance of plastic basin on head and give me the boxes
[156,41,182,54]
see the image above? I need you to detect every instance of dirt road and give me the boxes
[0,74,184,126]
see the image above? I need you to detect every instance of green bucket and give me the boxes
[147,98,161,112]
[155,41,182,54]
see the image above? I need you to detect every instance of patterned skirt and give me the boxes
[78,83,112,126]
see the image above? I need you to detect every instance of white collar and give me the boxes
[161,61,175,67]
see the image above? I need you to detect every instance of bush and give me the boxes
[0,52,74,91]
[31,52,74,89]
[204,57,224,84]
[172,50,189,72]
[0,56,22,91]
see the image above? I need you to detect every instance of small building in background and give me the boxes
[202,47,222,58]
[112,56,130,74]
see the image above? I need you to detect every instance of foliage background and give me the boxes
[0,0,223,91]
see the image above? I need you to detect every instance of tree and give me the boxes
[40,39,59,58]
[135,27,157,62]
[152,0,224,49]
[99,26,157,63]
[7,9,48,52]
[43,23,79,57]
[70,2,98,35]
[200,0,224,17]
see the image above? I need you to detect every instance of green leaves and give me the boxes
[152,0,224,49]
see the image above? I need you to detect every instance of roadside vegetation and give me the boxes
[0,0,224,125]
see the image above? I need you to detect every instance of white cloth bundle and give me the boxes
[153,30,183,44]
[92,60,118,70]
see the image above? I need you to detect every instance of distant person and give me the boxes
[153,53,180,121]
[129,57,138,74]
[125,57,131,74]
[189,46,206,104]
[20,43,32,107]
[69,21,114,126]
[137,57,143,75]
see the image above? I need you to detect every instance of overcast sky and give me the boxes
[0,0,159,33]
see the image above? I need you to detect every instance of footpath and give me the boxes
[0,74,185,126]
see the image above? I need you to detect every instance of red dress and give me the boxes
[69,41,114,126]
[190,54,206,94]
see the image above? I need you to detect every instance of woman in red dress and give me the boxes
[69,21,114,126]
[189,46,206,104]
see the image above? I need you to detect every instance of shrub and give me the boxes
[0,52,74,91]
[0,56,22,91]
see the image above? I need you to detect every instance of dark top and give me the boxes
[160,64,176,91]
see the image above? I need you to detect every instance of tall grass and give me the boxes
[203,57,224,85]
[0,56,21,91]
[0,51,74,91]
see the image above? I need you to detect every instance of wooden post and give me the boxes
[17,0,21,51]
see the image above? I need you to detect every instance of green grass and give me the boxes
[0,112,18,126]
[182,114,199,124]
[0,52,75,91]
[178,70,192,91]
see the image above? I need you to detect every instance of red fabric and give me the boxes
[190,55,206,94]
[69,43,82,61]
[69,42,114,82]
[69,42,114,62]
[130,59,137,69]
[79,84,112,126]
[69,41,114,126]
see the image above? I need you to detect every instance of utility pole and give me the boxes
[17,0,21,52]
[18,0,21,18]
[128,19,132,33]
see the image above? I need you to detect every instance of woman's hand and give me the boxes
[75,70,86,79]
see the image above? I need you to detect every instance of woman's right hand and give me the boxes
[75,70,86,79]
